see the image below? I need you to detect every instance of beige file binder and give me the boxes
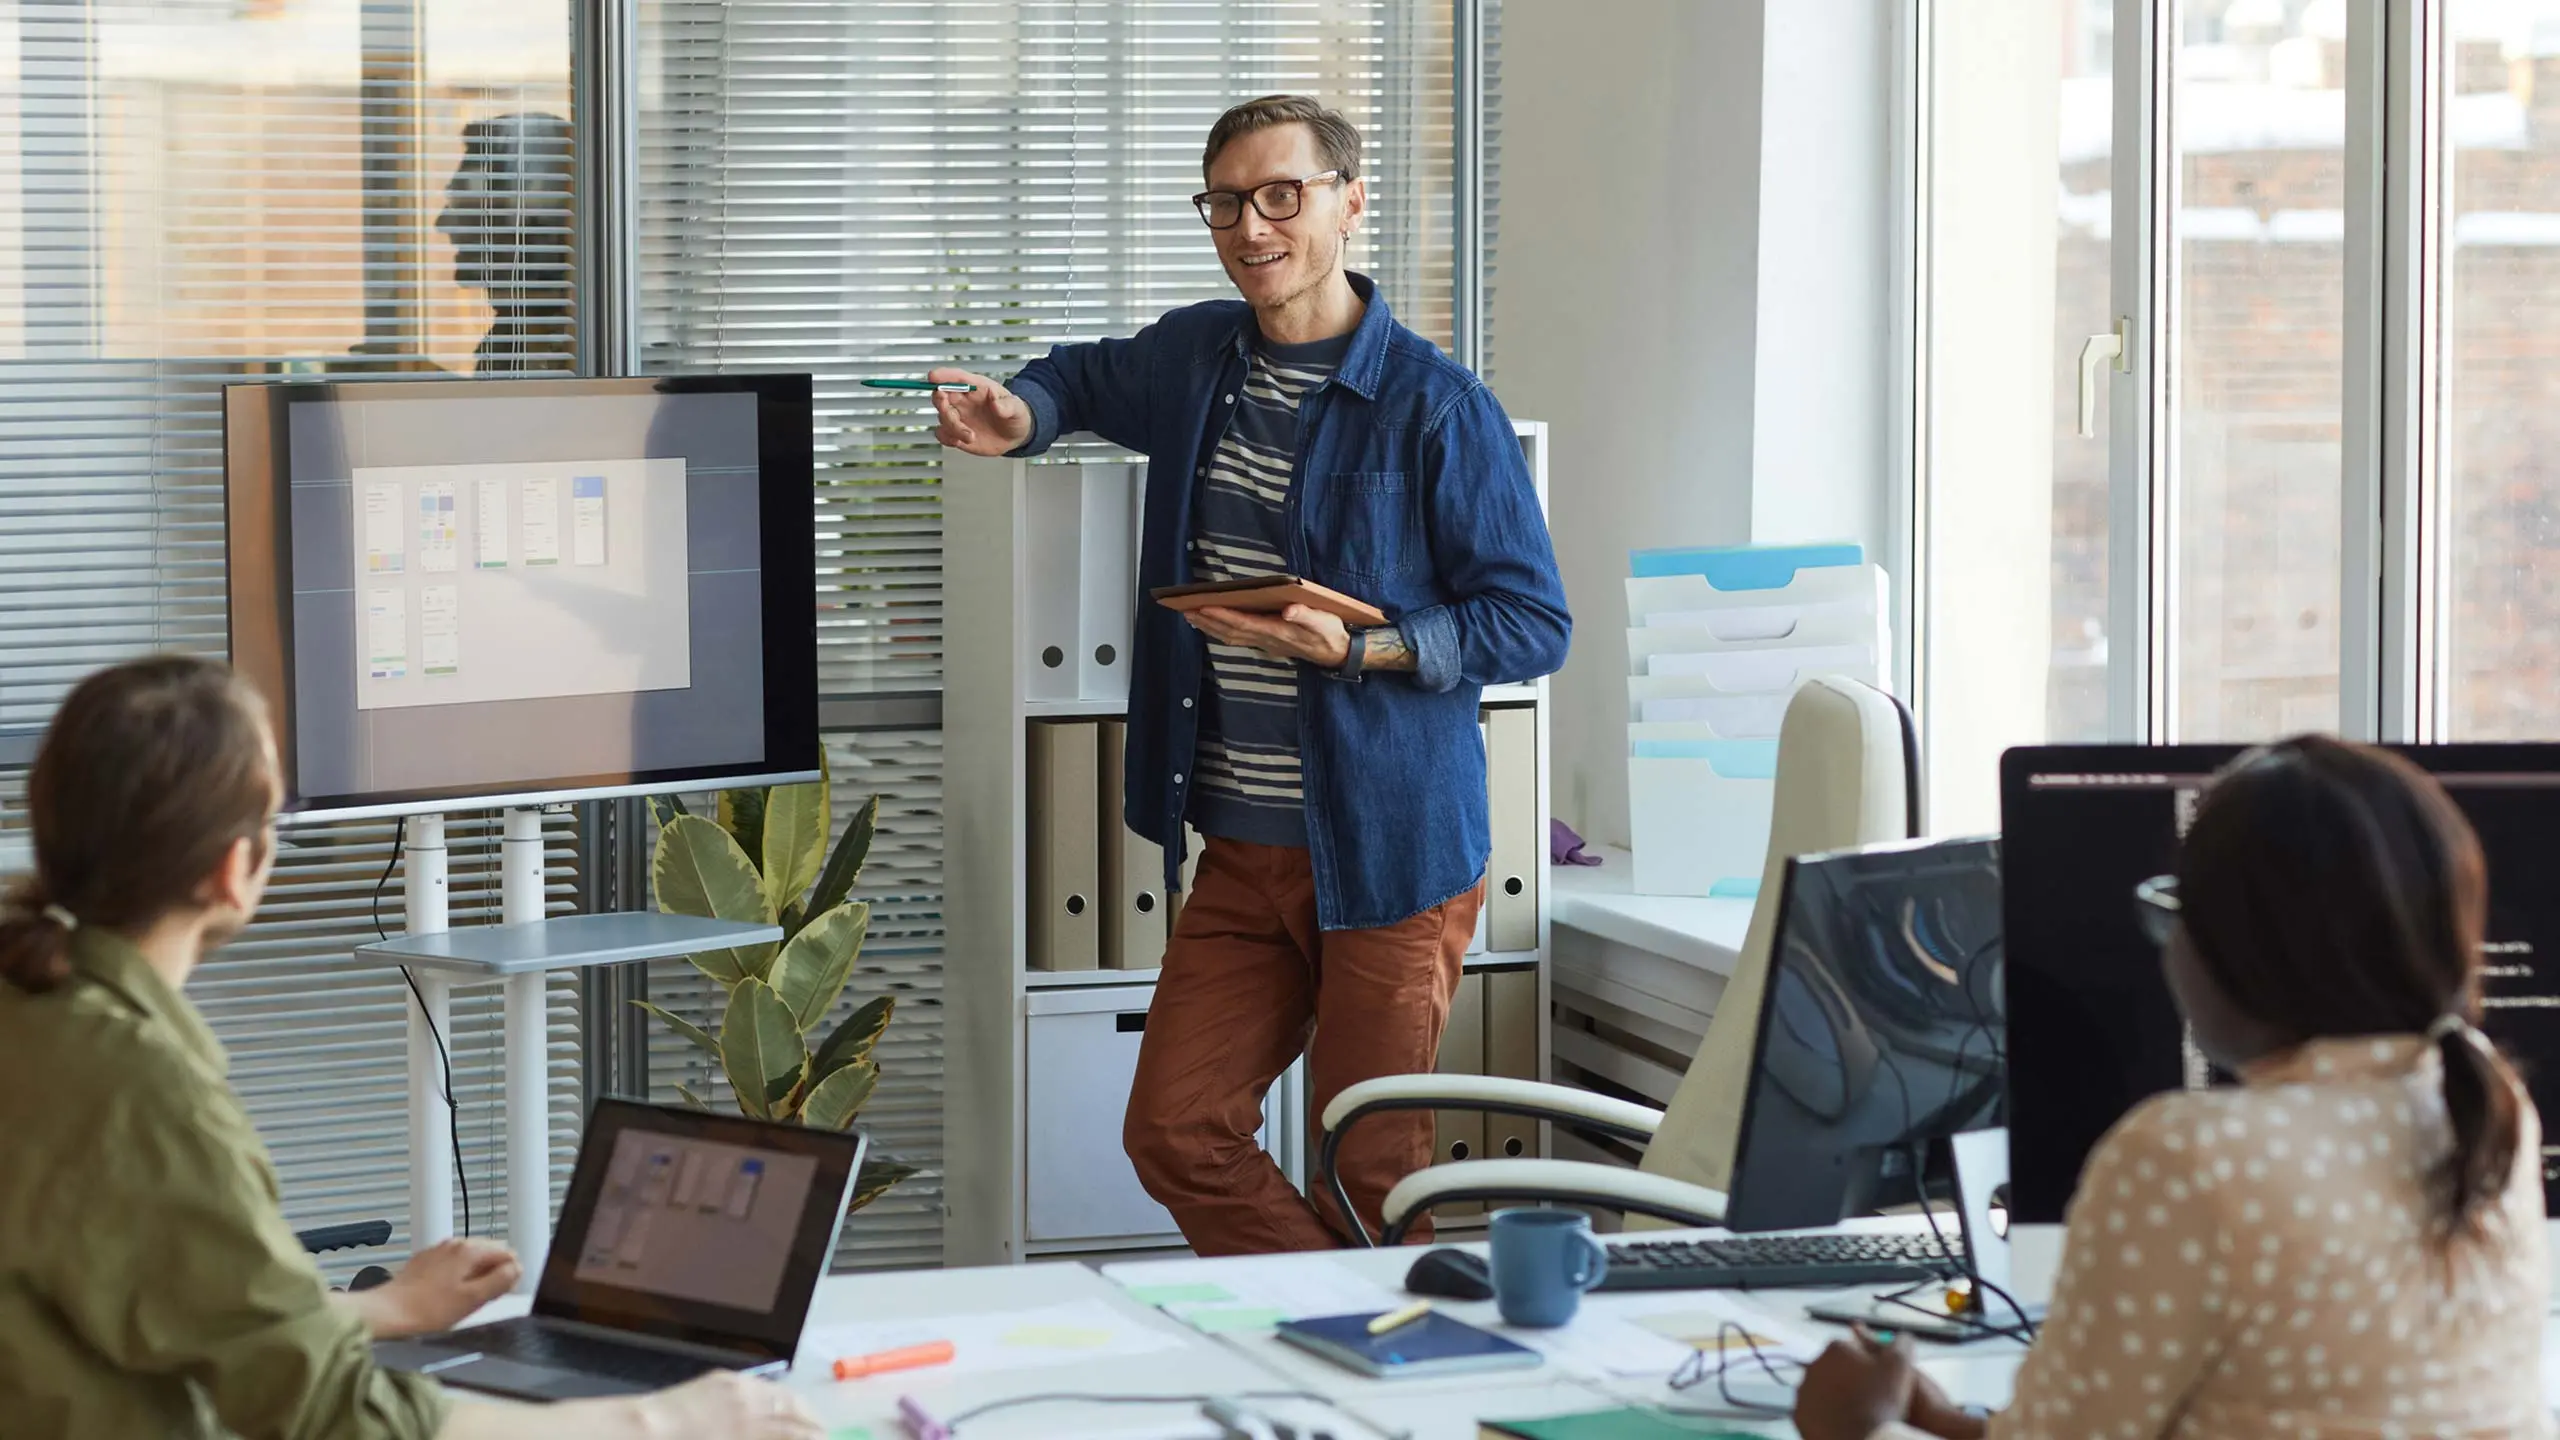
[1028,720,1101,971]
[1485,707,1539,952]
[1098,720,1167,970]
[1483,967,1541,1162]
[1433,971,1489,1217]
[1466,721,1490,955]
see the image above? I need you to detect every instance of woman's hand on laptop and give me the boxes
[349,1237,523,1339]
[640,1372,825,1438]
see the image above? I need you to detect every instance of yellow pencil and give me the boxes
[1367,1301,1432,1335]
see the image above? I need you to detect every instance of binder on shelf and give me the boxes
[1466,719,1491,956]
[1434,972,1489,1215]
[1626,738,1778,899]
[1483,968,1541,1161]
[1077,462,1139,701]
[1020,463,1141,704]
[1484,707,1539,954]
[1022,475,1083,703]
[1097,720,1166,971]
[1028,720,1102,971]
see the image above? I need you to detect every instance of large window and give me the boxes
[1922,0,2559,822]
[0,0,581,1267]
[2443,2,2560,739]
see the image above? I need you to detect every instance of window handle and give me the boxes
[2077,319,2129,439]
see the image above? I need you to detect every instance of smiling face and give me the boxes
[1203,121,1366,314]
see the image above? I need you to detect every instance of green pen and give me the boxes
[862,378,977,393]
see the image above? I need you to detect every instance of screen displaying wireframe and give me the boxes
[572,1130,820,1315]
[1725,836,2005,1232]
[225,375,819,818]
[2002,745,2560,1225]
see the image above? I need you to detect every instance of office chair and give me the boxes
[1318,674,1920,1245]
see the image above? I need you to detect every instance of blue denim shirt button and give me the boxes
[1182,697,1194,708]
[1174,772,1185,786]
[1223,394,1235,404]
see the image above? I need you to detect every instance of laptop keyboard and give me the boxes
[456,1318,736,1388]
[1596,1231,1966,1291]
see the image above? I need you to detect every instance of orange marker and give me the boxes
[833,1339,956,1381]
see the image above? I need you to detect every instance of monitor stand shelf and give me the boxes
[350,807,781,1289]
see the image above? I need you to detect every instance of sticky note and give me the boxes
[1124,1283,1235,1306]
[1181,1306,1289,1334]
[827,1427,873,1440]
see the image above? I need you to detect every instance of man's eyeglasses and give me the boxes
[1192,170,1346,230]
[2134,874,2182,947]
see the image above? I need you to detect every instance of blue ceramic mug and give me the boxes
[1488,1207,1609,1327]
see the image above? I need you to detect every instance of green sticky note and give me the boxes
[1125,1283,1236,1305]
[827,1428,874,1440]
[1183,1305,1290,1334]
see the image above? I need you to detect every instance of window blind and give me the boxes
[635,0,1461,694]
[0,0,583,1270]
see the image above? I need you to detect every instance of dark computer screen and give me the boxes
[1724,835,2006,1232]
[2002,744,2560,1225]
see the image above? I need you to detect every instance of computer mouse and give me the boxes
[1403,1246,1494,1301]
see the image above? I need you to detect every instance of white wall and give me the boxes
[1490,0,1897,849]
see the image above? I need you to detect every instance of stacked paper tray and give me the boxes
[1623,545,1886,898]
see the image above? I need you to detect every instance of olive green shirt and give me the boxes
[0,929,451,1440]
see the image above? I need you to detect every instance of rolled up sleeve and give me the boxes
[1398,381,1571,693]
[40,1061,450,1440]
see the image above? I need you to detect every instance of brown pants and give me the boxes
[1123,837,1484,1255]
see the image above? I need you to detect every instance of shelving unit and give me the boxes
[942,423,1554,1265]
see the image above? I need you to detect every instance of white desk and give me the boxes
[456,1232,2560,1437]
[1546,847,1750,1127]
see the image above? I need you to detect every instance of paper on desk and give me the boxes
[1501,1311,1696,1378]
[800,1298,1186,1379]
[1605,1290,1823,1363]
[1101,1255,1402,1334]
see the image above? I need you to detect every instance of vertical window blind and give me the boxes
[0,0,583,1270]
[632,0,1474,1267]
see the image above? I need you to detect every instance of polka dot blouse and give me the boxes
[1882,1034,2549,1440]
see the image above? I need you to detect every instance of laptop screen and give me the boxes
[572,1130,823,1313]
[536,1100,865,1362]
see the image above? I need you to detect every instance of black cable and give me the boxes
[375,816,471,1241]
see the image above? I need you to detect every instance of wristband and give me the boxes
[1336,627,1368,681]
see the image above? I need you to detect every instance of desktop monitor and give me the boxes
[2001,744,2560,1229]
[1723,834,2006,1233]
[224,374,821,821]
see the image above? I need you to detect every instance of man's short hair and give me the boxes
[1202,95,1362,184]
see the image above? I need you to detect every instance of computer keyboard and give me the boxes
[454,1318,732,1388]
[1596,1231,1967,1292]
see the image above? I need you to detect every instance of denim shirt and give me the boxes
[1007,273,1571,930]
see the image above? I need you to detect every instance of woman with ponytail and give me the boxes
[0,656,823,1440]
[1798,736,2549,1440]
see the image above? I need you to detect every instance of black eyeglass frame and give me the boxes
[1191,169,1348,229]
[2134,873,2182,948]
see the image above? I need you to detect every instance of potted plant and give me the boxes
[641,769,916,1215]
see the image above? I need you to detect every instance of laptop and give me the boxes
[378,1098,866,1401]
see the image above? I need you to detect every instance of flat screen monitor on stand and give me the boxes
[2001,743,2560,1310]
[224,373,821,1274]
[1723,833,2007,1236]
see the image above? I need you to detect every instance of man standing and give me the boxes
[931,95,1569,1253]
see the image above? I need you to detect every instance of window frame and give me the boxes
[1907,0,2488,803]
